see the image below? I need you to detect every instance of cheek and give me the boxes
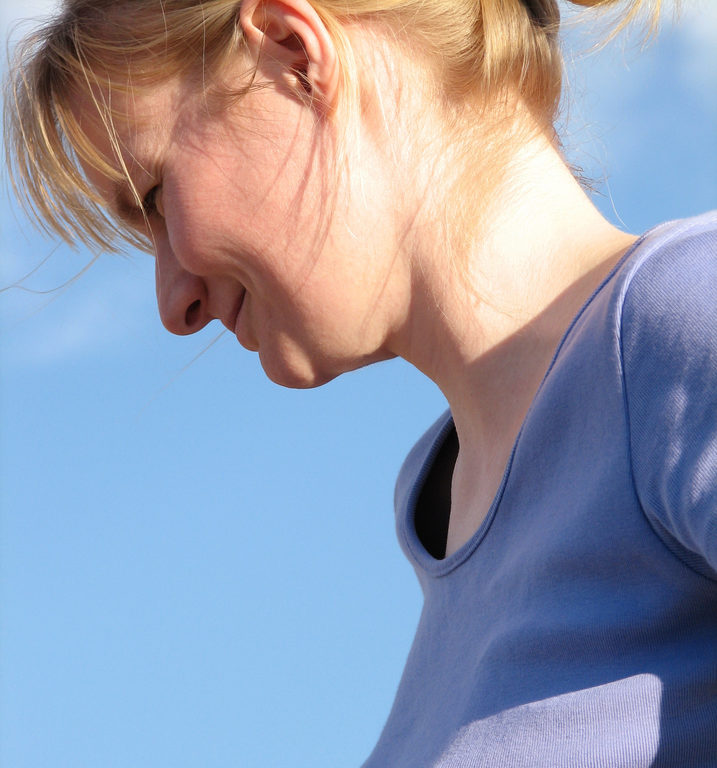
[240,136,336,259]
[162,187,227,275]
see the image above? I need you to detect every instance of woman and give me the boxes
[5,0,716,765]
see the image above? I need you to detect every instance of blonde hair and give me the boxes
[4,0,660,254]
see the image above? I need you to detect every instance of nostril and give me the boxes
[185,299,201,328]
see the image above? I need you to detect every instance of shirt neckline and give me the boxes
[400,229,654,578]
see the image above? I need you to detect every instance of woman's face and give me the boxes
[78,65,409,388]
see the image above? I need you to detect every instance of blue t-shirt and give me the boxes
[363,213,717,767]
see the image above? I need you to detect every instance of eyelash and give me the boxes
[142,186,160,217]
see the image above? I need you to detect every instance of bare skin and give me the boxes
[393,148,636,556]
[350,41,638,556]
[79,0,638,558]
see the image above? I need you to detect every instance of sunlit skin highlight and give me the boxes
[74,2,638,557]
[74,66,412,390]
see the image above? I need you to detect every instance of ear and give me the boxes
[239,0,340,109]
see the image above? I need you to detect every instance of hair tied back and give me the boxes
[520,0,555,28]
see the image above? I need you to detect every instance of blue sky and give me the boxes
[1,2,715,766]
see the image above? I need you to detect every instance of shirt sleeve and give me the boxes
[620,219,717,579]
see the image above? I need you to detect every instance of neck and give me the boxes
[389,124,636,477]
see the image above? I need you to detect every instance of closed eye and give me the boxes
[142,185,162,218]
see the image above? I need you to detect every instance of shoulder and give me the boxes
[619,210,717,340]
[616,211,717,578]
[618,211,717,424]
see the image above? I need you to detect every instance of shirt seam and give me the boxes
[617,223,717,585]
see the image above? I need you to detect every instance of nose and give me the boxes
[154,234,211,336]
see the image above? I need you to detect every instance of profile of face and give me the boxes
[78,0,409,389]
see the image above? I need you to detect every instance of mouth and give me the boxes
[221,288,246,335]
[231,287,246,336]
[232,286,258,351]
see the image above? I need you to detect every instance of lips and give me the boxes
[232,286,260,351]
[231,288,246,335]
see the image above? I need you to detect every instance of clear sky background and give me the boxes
[1,2,715,767]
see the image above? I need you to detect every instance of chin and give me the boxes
[258,351,338,390]
[257,343,395,390]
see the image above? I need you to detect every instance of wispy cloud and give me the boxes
[1,248,157,367]
[1,196,156,368]
[675,0,717,110]
[561,0,717,110]
[0,0,156,369]
[558,0,717,168]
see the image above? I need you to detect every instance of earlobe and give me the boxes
[239,0,339,109]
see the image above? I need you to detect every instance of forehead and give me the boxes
[70,78,181,207]
[73,77,181,158]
